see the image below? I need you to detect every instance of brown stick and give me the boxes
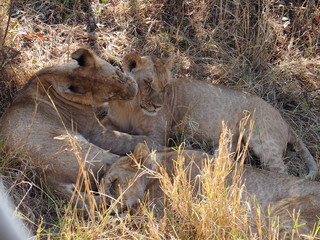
[1,0,13,47]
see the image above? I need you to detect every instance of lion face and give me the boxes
[105,165,147,209]
[103,143,153,208]
[42,48,138,106]
[122,54,174,116]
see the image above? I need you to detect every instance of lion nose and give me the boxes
[128,82,138,97]
[116,70,128,83]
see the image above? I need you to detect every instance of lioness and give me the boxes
[106,54,317,179]
[0,48,151,206]
[103,143,320,236]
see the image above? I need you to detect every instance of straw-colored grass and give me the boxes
[0,0,319,239]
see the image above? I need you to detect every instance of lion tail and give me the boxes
[289,128,318,180]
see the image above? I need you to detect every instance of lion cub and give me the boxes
[0,48,151,208]
[103,144,208,209]
[106,54,318,179]
[103,143,320,237]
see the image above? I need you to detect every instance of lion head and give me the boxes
[103,143,154,208]
[103,143,208,210]
[34,48,138,106]
[122,53,174,116]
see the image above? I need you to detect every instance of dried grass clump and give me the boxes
[49,126,316,240]
[0,147,62,236]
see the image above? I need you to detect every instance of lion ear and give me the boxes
[71,48,98,67]
[132,143,150,165]
[123,53,143,72]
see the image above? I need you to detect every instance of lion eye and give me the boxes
[144,79,151,86]
[144,80,153,91]
[66,85,85,95]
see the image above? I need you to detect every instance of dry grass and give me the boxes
[0,0,319,239]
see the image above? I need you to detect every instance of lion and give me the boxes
[0,48,153,208]
[105,54,318,179]
[103,144,208,210]
[103,143,320,237]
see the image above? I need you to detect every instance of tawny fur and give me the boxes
[106,54,317,179]
[103,143,320,237]
[0,48,151,207]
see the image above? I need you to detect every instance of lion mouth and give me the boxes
[140,105,159,116]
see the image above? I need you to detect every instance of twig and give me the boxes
[1,0,13,47]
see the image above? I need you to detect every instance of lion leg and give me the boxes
[259,152,288,174]
[22,131,120,210]
[245,132,288,174]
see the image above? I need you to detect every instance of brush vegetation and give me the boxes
[0,0,319,239]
